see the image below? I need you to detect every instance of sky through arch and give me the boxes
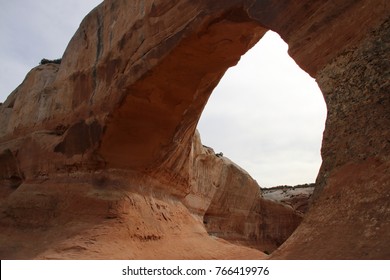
[197,31,327,188]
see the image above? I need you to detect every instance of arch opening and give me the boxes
[197,31,327,188]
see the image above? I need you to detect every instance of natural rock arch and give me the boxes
[0,0,389,259]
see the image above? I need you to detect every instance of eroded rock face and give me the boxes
[0,0,389,259]
[189,131,302,253]
[0,174,265,259]
[272,18,390,260]
[262,185,314,215]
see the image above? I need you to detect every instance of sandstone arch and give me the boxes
[0,0,389,259]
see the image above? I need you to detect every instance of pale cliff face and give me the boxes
[0,0,389,259]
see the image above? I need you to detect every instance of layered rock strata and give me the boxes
[0,0,389,259]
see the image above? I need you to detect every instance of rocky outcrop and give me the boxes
[262,185,314,214]
[190,131,302,253]
[0,0,389,259]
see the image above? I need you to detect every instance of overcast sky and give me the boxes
[197,31,327,187]
[0,1,327,188]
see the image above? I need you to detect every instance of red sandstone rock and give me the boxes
[0,175,265,259]
[189,131,302,253]
[0,0,389,259]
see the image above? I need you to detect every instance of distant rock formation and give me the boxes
[191,131,303,253]
[262,184,314,214]
[0,0,389,259]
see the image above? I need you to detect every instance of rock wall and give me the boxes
[0,0,389,259]
[189,131,302,253]
[315,18,390,197]
[271,17,390,259]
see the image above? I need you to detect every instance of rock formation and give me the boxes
[262,185,314,215]
[191,131,302,253]
[0,0,389,259]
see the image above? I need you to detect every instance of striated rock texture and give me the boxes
[0,0,389,259]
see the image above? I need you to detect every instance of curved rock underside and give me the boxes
[0,0,389,259]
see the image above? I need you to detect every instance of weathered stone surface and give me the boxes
[189,131,302,253]
[0,149,24,199]
[272,159,390,259]
[247,0,389,75]
[0,0,389,259]
[262,185,314,215]
[271,18,390,259]
[0,174,264,259]
[315,18,390,198]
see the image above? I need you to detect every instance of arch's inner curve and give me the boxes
[99,8,268,189]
